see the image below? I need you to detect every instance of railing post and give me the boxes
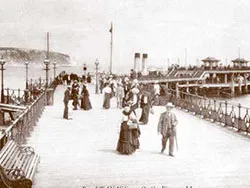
[17,88,21,102]
[25,89,29,104]
[218,102,222,123]
[238,103,241,120]
[30,78,33,89]
[203,97,206,108]
[6,88,10,104]
[214,99,216,111]
[30,79,33,101]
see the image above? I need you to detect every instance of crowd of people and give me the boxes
[62,74,92,120]
[61,71,178,157]
[100,73,178,157]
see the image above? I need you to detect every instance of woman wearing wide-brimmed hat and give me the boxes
[116,106,135,155]
[129,86,141,113]
[123,100,141,150]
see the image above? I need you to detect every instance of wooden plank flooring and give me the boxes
[26,84,250,188]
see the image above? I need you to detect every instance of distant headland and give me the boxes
[0,47,70,65]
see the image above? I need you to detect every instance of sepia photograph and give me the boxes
[0,0,249,187]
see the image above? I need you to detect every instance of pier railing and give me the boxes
[167,89,250,134]
[0,90,46,147]
[3,76,60,106]
[27,77,55,90]
[0,72,64,148]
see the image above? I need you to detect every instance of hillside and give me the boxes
[0,47,70,65]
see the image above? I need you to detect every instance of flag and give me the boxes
[109,22,113,33]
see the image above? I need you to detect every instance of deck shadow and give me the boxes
[98,149,118,154]
[142,150,164,155]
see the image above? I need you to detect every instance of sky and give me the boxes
[0,0,250,73]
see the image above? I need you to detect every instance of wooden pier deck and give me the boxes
[26,84,250,188]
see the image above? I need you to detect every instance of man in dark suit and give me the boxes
[71,81,80,110]
[63,86,71,119]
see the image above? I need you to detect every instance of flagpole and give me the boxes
[110,22,113,74]
[185,48,187,69]
[47,32,49,59]
[238,46,241,58]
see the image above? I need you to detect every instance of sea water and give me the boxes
[4,64,85,89]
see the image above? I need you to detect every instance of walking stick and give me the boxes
[175,132,179,152]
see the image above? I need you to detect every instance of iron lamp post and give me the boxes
[0,57,5,103]
[24,61,29,103]
[53,60,56,80]
[83,63,87,76]
[44,59,50,88]
[25,62,29,89]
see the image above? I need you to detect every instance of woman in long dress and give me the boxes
[139,91,151,125]
[129,110,141,150]
[128,86,140,115]
[116,82,125,109]
[116,106,135,155]
[80,85,92,110]
[102,83,112,109]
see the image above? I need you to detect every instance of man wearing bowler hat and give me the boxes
[157,102,178,156]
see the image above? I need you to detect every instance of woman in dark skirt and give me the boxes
[139,91,151,125]
[102,84,112,109]
[116,106,135,155]
[80,85,92,110]
[129,109,141,150]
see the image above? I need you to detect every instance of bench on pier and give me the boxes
[0,140,39,188]
[0,104,26,125]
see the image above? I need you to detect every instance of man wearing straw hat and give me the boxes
[157,102,178,157]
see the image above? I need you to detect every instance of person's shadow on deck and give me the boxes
[142,150,164,155]
[98,149,139,156]
[98,149,118,154]
[98,149,164,156]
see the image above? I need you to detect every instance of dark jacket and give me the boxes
[64,89,71,104]
[157,111,178,136]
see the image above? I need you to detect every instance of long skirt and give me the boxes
[103,93,111,109]
[63,103,68,119]
[139,104,150,124]
[81,96,92,110]
[131,128,140,150]
[116,122,135,155]
[72,95,79,110]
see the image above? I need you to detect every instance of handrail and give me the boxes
[165,90,250,134]
[143,83,250,135]
[0,71,64,148]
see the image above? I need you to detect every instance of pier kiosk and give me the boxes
[232,58,248,69]
[232,58,249,94]
[201,57,220,85]
[201,57,220,70]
